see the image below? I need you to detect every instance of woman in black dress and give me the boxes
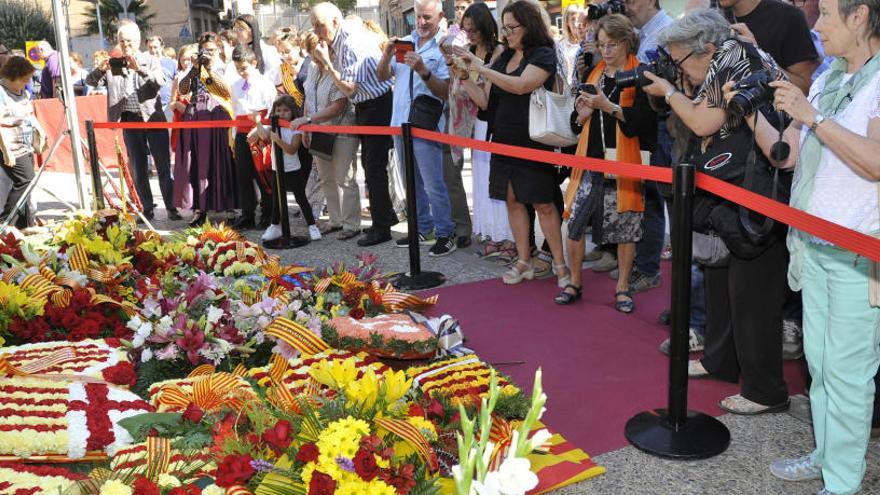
[454,0,569,288]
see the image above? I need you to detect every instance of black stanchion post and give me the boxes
[623,162,730,459]
[85,120,105,210]
[263,116,308,249]
[392,123,445,290]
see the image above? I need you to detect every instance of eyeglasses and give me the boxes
[462,27,479,34]
[597,41,621,51]
[501,24,523,35]
[673,50,696,68]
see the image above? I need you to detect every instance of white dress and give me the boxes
[472,119,513,242]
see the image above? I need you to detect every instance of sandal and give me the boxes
[553,263,572,289]
[554,284,582,305]
[614,290,635,314]
[477,241,504,259]
[718,394,790,416]
[502,259,535,285]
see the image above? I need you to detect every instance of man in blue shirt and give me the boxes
[377,0,456,256]
[146,36,176,112]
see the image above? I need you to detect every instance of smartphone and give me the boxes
[578,83,598,95]
[394,40,415,63]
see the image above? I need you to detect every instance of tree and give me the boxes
[83,0,156,44]
[0,0,55,52]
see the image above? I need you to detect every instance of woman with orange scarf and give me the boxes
[558,14,656,312]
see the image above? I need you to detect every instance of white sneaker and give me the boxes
[770,454,822,482]
[262,224,282,241]
[308,225,322,240]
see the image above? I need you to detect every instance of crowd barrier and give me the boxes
[92,118,880,263]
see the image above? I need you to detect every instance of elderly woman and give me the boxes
[558,14,656,310]
[290,32,362,241]
[454,0,569,288]
[641,9,791,415]
[734,0,880,491]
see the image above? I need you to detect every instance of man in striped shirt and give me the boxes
[311,2,398,246]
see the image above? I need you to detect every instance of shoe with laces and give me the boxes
[429,236,456,257]
[658,328,705,355]
[308,225,322,240]
[630,271,661,293]
[592,252,617,273]
[782,319,804,360]
[261,224,282,241]
[770,454,822,482]
[395,232,435,248]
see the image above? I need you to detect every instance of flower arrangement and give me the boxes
[0,462,87,494]
[0,339,130,383]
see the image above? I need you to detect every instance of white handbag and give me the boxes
[529,78,578,147]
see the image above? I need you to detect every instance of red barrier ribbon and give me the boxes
[87,119,880,261]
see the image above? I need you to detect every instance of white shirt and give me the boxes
[278,128,302,172]
[805,70,880,238]
[231,72,277,117]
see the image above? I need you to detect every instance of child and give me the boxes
[230,45,277,230]
[259,95,320,244]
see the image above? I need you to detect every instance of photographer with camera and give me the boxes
[724,0,880,490]
[558,14,657,310]
[640,9,791,415]
[86,20,179,223]
[171,33,237,227]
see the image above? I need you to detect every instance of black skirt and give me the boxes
[488,126,558,204]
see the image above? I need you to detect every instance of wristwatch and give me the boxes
[420,70,432,82]
[810,113,826,132]
[664,88,677,105]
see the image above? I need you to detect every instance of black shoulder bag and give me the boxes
[407,69,444,130]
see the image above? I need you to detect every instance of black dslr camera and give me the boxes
[197,48,212,66]
[587,0,626,20]
[108,56,128,76]
[728,69,776,117]
[615,47,679,89]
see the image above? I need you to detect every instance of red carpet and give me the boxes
[426,262,807,457]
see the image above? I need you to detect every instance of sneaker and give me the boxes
[782,319,804,360]
[261,224,282,241]
[308,225,322,241]
[609,268,620,280]
[630,272,661,293]
[661,243,673,260]
[395,232,435,248]
[591,252,617,273]
[769,454,822,482]
[429,236,456,257]
[658,328,705,355]
[584,249,604,262]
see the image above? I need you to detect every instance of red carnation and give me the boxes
[308,471,336,495]
[407,404,426,418]
[261,419,294,454]
[167,486,200,495]
[353,447,379,481]
[349,307,365,320]
[214,453,256,488]
[379,463,417,495]
[132,476,160,495]
[182,402,204,423]
[295,442,320,463]
[102,362,137,387]
[427,398,445,420]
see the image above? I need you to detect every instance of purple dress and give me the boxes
[173,81,237,212]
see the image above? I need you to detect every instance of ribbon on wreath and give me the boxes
[144,436,172,480]
[312,271,358,295]
[407,311,472,357]
[374,417,439,472]
[155,372,252,413]
[0,347,75,377]
[265,317,330,356]
[381,286,439,313]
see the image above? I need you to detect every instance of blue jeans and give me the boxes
[691,262,706,335]
[635,118,673,277]
[393,135,454,238]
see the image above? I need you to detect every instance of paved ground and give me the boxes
[18,170,880,494]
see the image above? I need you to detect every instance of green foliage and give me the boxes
[82,0,156,42]
[320,323,439,359]
[133,358,182,398]
[117,411,215,451]
[492,390,531,420]
[0,0,55,51]
[408,462,442,495]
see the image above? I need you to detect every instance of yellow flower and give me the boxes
[406,415,438,441]
[309,358,358,390]
[345,368,379,410]
[99,479,133,495]
[381,369,413,405]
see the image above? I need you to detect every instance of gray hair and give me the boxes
[657,9,730,55]
[414,0,443,13]
[311,2,343,23]
[838,0,880,38]
[117,19,141,41]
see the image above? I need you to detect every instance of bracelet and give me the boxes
[664,88,677,105]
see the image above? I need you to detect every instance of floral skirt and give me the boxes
[568,176,643,244]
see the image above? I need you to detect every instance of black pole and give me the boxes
[263,116,308,249]
[85,120,105,211]
[392,124,445,290]
[623,162,730,459]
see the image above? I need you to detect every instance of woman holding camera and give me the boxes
[453,0,568,288]
[172,32,237,226]
[733,0,880,491]
[559,14,656,310]
[641,9,791,415]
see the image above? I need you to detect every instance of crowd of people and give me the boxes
[2,0,880,492]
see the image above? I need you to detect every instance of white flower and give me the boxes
[158,315,173,332]
[471,473,502,495]
[126,315,143,331]
[202,485,225,495]
[495,456,538,494]
[157,474,181,488]
[140,348,153,362]
[527,428,552,453]
[131,321,153,348]
[206,305,225,325]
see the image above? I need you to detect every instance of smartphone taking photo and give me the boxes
[394,40,415,63]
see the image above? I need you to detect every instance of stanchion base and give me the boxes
[263,236,310,250]
[392,271,446,290]
[625,408,730,459]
